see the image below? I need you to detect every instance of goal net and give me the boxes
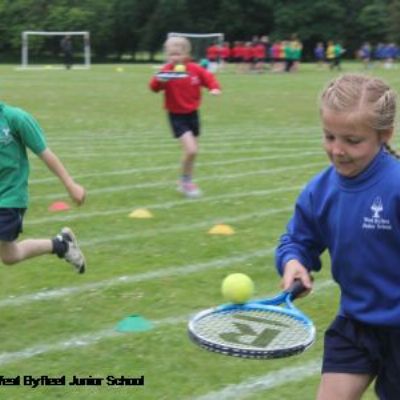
[167,32,224,72]
[20,31,91,69]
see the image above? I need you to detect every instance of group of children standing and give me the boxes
[314,40,346,70]
[358,42,400,70]
[205,36,303,73]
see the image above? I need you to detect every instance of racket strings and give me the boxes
[193,309,313,351]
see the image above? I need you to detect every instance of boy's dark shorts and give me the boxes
[0,208,26,241]
[168,111,200,138]
[322,315,400,400]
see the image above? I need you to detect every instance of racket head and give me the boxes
[188,302,315,359]
[156,71,188,81]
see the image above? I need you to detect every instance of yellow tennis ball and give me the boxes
[174,64,186,72]
[221,273,254,304]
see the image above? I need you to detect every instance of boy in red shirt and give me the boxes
[149,36,221,198]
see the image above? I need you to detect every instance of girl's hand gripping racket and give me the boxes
[188,280,315,359]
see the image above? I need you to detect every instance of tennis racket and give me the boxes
[188,280,315,359]
[156,71,188,81]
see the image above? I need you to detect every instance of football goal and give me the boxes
[167,32,224,71]
[20,31,91,69]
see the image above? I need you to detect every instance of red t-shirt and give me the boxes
[206,45,219,61]
[243,46,254,61]
[232,45,245,59]
[253,44,266,59]
[149,62,221,114]
[220,46,231,60]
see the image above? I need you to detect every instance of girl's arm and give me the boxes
[275,188,325,291]
[39,148,86,205]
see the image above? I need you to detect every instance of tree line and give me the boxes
[0,0,399,61]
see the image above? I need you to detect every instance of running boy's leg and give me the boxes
[0,208,85,273]
[0,239,52,264]
[0,228,85,273]
[178,131,201,198]
[179,131,198,179]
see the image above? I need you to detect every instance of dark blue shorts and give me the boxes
[0,208,26,241]
[168,111,200,138]
[322,315,400,400]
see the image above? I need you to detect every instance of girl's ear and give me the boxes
[380,128,394,144]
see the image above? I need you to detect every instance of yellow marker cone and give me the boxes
[208,224,235,235]
[129,208,153,219]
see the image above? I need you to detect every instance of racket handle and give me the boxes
[287,277,313,300]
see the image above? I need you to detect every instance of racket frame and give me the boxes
[156,71,188,81]
[188,288,316,359]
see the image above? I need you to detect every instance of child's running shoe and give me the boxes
[177,181,202,198]
[60,227,86,273]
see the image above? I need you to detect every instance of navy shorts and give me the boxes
[0,208,26,241]
[168,111,200,138]
[322,316,400,400]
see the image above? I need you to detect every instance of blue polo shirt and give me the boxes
[276,149,400,327]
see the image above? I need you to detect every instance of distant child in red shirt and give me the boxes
[253,41,266,72]
[149,36,221,198]
[206,43,220,73]
[220,42,231,70]
[243,42,254,73]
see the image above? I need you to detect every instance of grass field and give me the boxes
[1,61,398,399]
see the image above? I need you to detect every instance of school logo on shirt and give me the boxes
[0,126,13,145]
[362,196,392,231]
[371,197,383,218]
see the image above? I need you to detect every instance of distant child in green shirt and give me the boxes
[0,102,86,273]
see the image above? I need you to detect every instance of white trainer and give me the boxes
[178,181,202,198]
[60,227,86,274]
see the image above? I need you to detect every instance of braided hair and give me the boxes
[320,74,399,159]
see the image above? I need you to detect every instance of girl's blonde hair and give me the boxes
[164,36,191,56]
[320,74,399,158]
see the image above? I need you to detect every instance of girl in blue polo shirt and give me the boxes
[276,74,400,400]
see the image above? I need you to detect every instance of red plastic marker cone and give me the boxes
[48,201,70,212]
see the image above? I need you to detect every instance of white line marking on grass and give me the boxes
[0,281,334,367]
[0,280,334,368]
[53,136,321,151]
[27,185,301,225]
[192,360,321,400]
[30,161,325,202]
[30,151,321,184]
[82,206,293,246]
[54,146,320,159]
[47,127,321,144]
[0,315,187,367]
[55,137,321,153]
[0,248,276,309]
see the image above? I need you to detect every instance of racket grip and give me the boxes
[288,277,313,300]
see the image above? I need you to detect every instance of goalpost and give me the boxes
[20,31,91,69]
[167,32,224,72]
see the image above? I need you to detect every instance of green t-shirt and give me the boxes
[334,44,343,57]
[0,103,47,207]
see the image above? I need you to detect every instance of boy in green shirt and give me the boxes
[0,102,86,273]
